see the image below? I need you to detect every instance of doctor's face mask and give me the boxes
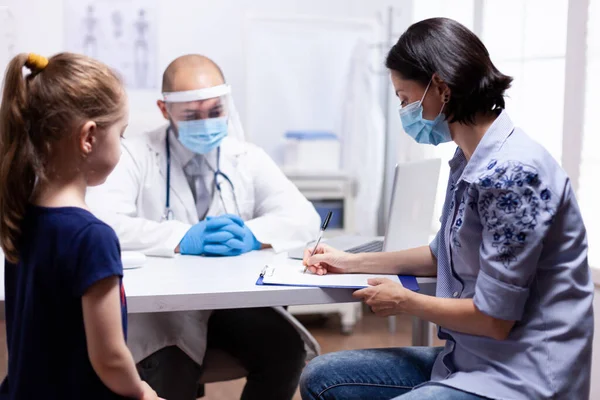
[162,84,231,154]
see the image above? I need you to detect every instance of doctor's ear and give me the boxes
[157,100,169,120]
[79,121,97,156]
[432,74,451,103]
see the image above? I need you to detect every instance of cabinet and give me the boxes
[285,171,362,334]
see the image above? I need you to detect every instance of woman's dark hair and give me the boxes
[386,17,512,125]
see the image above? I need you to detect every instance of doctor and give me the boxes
[87,54,321,400]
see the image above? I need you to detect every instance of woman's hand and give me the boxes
[353,278,413,317]
[302,244,360,275]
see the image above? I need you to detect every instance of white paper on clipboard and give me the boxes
[260,264,401,289]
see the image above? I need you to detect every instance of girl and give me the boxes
[0,52,160,399]
[300,18,593,400]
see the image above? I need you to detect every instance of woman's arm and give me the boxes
[357,245,437,276]
[355,278,515,340]
[303,244,437,277]
[407,292,514,340]
[82,277,150,399]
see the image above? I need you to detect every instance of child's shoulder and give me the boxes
[50,210,121,270]
[29,206,117,244]
[65,210,118,246]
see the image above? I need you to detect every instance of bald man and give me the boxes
[87,55,320,400]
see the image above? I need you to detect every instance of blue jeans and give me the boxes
[300,347,488,400]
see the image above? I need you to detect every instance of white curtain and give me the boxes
[244,15,379,164]
[339,40,385,236]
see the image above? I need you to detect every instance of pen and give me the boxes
[303,211,333,274]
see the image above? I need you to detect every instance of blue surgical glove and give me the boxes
[203,214,261,256]
[179,216,243,255]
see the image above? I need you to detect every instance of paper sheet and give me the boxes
[260,264,401,289]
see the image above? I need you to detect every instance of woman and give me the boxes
[300,18,593,400]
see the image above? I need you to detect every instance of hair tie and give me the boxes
[25,53,49,72]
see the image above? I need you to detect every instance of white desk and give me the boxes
[0,250,437,345]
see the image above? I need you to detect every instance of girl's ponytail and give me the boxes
[0,53,45,263]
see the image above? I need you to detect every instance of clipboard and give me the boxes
[255,264,419,291]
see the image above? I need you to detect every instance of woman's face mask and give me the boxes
[397,78,452,146]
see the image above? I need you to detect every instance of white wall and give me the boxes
[0,0,410,136]
[1,0,415,236]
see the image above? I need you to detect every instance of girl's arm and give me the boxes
[82,276,148,399]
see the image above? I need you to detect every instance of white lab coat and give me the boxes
[87,124,321,365]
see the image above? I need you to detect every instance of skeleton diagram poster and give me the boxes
[64,0,158,89]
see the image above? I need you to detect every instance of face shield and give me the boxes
[163,84,245,153]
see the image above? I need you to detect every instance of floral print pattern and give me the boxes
[474,160,556,267]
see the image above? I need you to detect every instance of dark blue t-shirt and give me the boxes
[0,206,128,399]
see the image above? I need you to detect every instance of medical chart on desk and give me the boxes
[258,264,419,290]
[64,0,158,89]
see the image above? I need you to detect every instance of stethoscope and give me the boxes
[162,127,241,221]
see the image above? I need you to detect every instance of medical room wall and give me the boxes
[0,0,408,137]
[0,0,416,236]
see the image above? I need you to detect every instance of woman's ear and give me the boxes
[432,74,451,103]
[79,121,97,156]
